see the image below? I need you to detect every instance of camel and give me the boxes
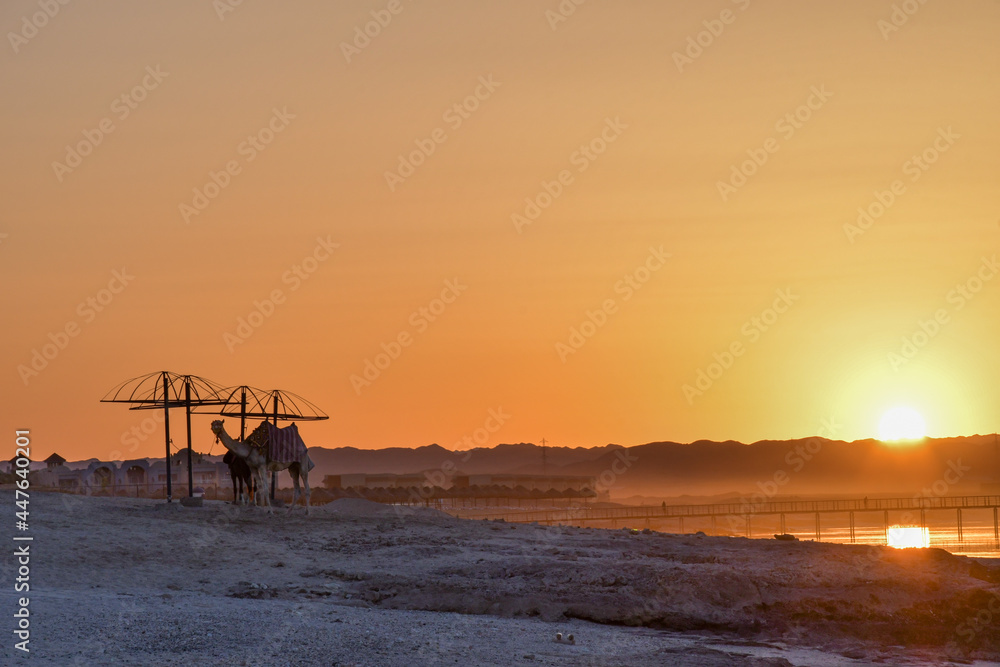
[223,450,254,505]
[210,419,312,514]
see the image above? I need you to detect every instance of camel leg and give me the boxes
[256,468,271,512]
[302,463,310,515]
[262,469,271,511]
[288,466,301,514]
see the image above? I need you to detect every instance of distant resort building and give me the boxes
[17,452,607,505]
[324,472,598,492]
[5,455,30,474]
[31,450,233,497]
[323,472,605,505]
[456,474,599,494]
[44,453,66,469]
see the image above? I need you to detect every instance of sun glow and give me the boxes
[878,406,927,441]
[886,525,930,549]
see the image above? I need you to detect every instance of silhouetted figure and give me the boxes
[224,450,254,505]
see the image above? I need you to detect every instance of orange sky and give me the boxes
[2,0,998,462]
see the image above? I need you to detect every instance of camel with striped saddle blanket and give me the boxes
[210,419,313,514]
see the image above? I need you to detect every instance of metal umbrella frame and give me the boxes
[195,385,329,499]
[100,371,229,500]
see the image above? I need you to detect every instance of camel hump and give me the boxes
[255,421,308,463]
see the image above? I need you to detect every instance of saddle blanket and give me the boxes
[249,422,308,464]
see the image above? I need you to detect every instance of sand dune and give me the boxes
[1,491,998,666]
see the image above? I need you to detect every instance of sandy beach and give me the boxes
[2,490,999,666]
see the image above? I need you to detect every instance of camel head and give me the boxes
[210,420,225,441]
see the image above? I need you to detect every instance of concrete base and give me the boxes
[180,496,204,508]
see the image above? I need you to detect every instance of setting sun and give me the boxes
[878,407,927,442]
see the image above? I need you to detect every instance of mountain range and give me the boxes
[71,434,1000,499]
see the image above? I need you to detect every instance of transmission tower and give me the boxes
[540,437,548,475]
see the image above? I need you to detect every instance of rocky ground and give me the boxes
[1,491,998,666]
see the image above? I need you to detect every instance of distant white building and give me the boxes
[324,472,600,497]
[33,450,232,495]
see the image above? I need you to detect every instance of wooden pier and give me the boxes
[449,494,1000,547]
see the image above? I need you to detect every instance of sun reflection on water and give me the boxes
[886,525,930,549]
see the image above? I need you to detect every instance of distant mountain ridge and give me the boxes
[299,434,1000,497]
[557,434,1000,497]
[306,442,624,476]
[64,435,1000,498]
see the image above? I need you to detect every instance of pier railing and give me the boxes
[449,494,1000,524]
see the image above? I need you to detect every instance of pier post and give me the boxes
[883,510,889,545]
[711,515,717,535]
[994,508,998,548]
[849,511,855,543]
[780,514,786,534]
[957,508,963,543]
[815,512,820,542]
[745,515,751,538]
